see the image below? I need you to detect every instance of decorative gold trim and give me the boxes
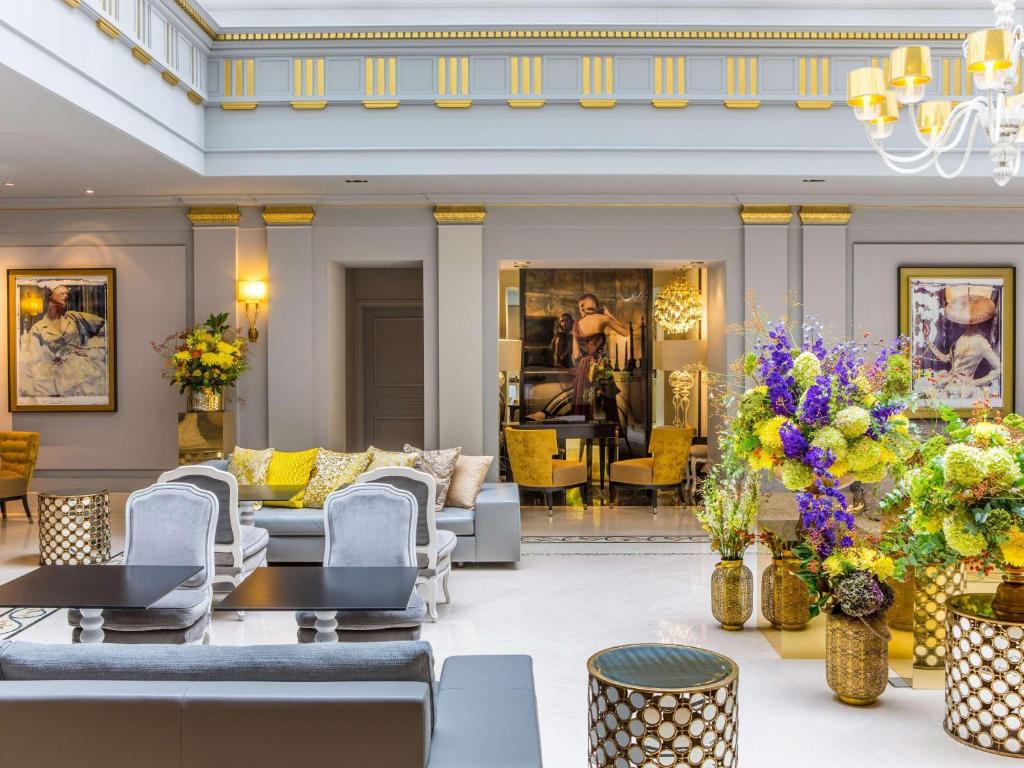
[652,99,689,108]
[187,90,204,105]
[172,0,217,40]
[61,0,81,6]
[435,99,473,108]
[740,205,793,225]
[580,99,616,108]
[799,205,852,224]
[162,71,180,87]
[131,46,153,65]
[221,102,258,110]
[262,205,316,225]
[433,204,487,225]
[725,99,761,109]
[363,100,399,109]
[508,99,545,108]
[291,101,328,110]
[187,206,240,226]
[795,100,833,109]
[96,19,119,39]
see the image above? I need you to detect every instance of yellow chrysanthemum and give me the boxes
[756,416,790,455]
[830,460,849,478]
[823,553,844,577]
[1001,526,1024,568]
[748,450,776,472]
[870,555,895,581]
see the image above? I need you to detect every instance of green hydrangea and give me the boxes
[906,467,937,506]
[909,508,942,534]
[985,508,1014,543]
[835,406,871,439]
[810,426,848,462]
[971,421,1010,448]
[1004,413,1024,432]
[943,512,987,558]
[792,351,822,391]
[882,354,912,399]
[738,387,772,428]
[780,459,815,491]
[920,435,948,463]
[846,437,882,471]
[943,443,988,488]
[855,462,888,484]
[985,447,1022,488]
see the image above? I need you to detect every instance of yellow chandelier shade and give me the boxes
[874,93,901,124]
[966,28,1013,72]
[888,45,932,87]
[654,275,703,335]
[847,67,886,108]
[916,100,952,135]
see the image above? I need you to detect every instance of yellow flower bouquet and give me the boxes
[152,312,249,395]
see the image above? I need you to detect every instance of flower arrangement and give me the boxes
[152,312,249,394]
[697,462,759,560]
[795,536,896,619]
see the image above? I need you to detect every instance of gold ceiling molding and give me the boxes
[96,18,120,39]
[173,0,217,40]
[795,100,833,109]
[131,46,153,65]
[61,0,81,7]
[364,100,400,109]
[725,100,761,109]
[188,206,240,226]
[508,99,545,108]
[214,29,969,43]
[652,99,689,108]
[799,205,852,224]
[162,71,180,87]
[433,205,487,224]
[740,205,793,225]
[262,205,316,225]
[221,102,258,110]
[187,90,204,105]
[436,100,473,108]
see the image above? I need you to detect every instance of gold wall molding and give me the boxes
[799,205,852,224]
[61,0,81,6]
[508,99,545,108]
[162,71,180,87]
[173,0,217,40]
[291,101,327,109]
[96,19,120,39]
[725,100,761,109]
[131,46,153,65]
[580,99,616,108]
[433,205,487,225]
[795,100,833,109]
[188,206,241,226]
[187,90,204,105]
[436,99,472,108]
[740,205,793,225]
[363,100,399,108]
[221,102,257,110]
[652,99,688,108]
[262,205,316,225]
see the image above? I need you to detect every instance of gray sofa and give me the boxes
[204,459,521,565]
[0,640,542,768]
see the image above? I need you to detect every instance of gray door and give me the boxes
[361,304,424,450]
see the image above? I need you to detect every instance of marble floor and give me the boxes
[0,497,1004,767]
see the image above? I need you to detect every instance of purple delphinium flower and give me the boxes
[779,422,808,459]
[802,323,829,362]
[767,371,797,417]
[866,401,904,440]
[799,376,832,426]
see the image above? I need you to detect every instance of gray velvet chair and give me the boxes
[356,466,454,622]
[69,483,217,644]
[296,484,427,642]
[158,465,269,613]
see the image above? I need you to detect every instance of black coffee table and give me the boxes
[216,566,419,642]
[0,565,202,643]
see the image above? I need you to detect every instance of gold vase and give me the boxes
[187,388,224,413]
[993,565,1024,621]
[774,551,811,631]
[913,562,965,669]
[887,566,914,632]
[826,610,889,706]
[761,559,781,628]
[711,560,753,631]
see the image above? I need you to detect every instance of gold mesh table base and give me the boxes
[946,594,1024,758]
[915,563,965,669]
[588,644,738,768]
[37,490,111,565]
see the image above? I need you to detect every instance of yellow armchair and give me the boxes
[0,431,39,521]
[609,426,695,510]
[505,427,589,513]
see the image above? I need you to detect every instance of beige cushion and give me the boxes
[366,446,417,471]
[227,447,273,485]
[551,460,587,487]
[0,471,27,498]
[610,458,655,486]
[404,445,461,513]
[445,455,493,509]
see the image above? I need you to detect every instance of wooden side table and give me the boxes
[37,489,111,565]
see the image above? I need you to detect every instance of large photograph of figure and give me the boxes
[899,266,1014,417]
[520,268,652,455]
[8,269,117,412]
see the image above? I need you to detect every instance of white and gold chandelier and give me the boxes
[847,1,1024,186]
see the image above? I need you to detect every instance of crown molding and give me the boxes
[187,205,241,226]
[262,205,316,225]
[172,0,218,40]
[799,204,852,224]
[740,205,793,225]
[433,204,487,224]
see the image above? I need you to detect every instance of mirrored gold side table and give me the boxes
[37,489,111,565]
[587,643,739,768]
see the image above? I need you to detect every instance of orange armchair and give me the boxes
[610,426,695,510]
[505,427,589,513]
[0,431,39,521]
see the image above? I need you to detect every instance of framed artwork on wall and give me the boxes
[7,268,117,412]
[899,266,1014,418]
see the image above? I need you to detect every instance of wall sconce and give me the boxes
[237,280,267,342]
[20,293,44,334]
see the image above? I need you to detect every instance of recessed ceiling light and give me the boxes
[802,178,827,183]
[84,189,95,194]
[3,182,14,187]
[344,178,368,183]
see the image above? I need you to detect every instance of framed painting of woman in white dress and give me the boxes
[899,266,1014,417]
[7,269,116,412]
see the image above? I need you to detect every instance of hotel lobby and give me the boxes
[2,1,1024,766]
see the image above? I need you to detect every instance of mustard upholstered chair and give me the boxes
[505,427,589,514]
[610,426,695,510]
[0,431,39,521]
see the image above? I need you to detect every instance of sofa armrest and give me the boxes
[201,459,230,471]
[472,483,521,563]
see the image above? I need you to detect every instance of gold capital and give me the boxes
[262,205,316,225]
[433,205,487,225]
[96,19,120,39]
[187,206,240,226]
[740,205,793,225]
[799,205,852,225]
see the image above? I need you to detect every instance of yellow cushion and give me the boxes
[366,446,417,471]
[264,448,318,508]
[551,459,587,487]
[227,446,274,485]
[610,458,655,486]
[303,449,372,509]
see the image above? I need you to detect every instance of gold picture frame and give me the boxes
[7,268,117,412]
[899,266,1014,418]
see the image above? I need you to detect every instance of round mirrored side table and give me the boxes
[587,643,739,768]
[37,489,111,565]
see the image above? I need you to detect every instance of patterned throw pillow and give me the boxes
[263,448,318,508]
[403,444,461,513]
[366,446,417,472]
[303,449,372,508]
[445,455,493,509]
[227,446,273,484]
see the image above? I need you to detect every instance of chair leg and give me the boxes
[427,577,439,622]
[21,495,31,522]
[652,488,658,514]
[582,482,589,509]
[0,500,6,520]
[609,483,615,509]
[442,570,452,604]
[236,611,246,621]
[545,490,553,516]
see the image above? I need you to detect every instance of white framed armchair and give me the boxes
[357,466,454,622]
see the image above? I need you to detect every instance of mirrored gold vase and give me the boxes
[711,560,753,631]
[826,611,889,706]
[773,552,811,631]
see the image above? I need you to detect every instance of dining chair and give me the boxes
[610,425,696,512]
[505,427,589,515]
[357,466,452,622]
[295,483,426,642]
[68,483,217,644]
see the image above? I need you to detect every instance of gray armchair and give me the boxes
[296,484,427,642]
[69,483,217,644]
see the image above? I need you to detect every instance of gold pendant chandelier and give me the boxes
[655,274,702,334]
